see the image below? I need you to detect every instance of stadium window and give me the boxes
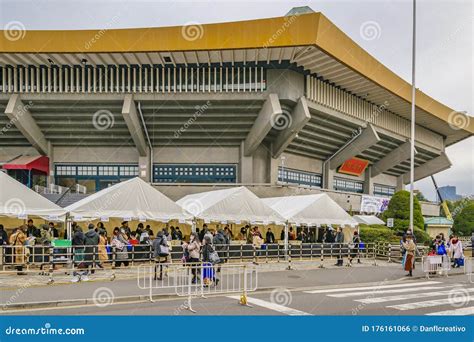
[373,184,395,197]
[153,164,237,183]
[333,177,364,193]
[278,167,322,187]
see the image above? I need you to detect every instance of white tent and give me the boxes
[65,177,192,222]
[0,171,66,220]
[353,215,385,225]
[177,186,285,224]
[262,193,357,226]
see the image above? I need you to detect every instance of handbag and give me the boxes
[359,242,365,250]
[209,250,221,264]
[437,244,447,255]
[456,258,465,267]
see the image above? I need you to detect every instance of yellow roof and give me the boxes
[1,12,472,136]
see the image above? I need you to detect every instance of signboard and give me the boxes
[360,195,390,214]
[338,157,369,176]
[387,218,394,228]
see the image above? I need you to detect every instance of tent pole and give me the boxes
[191,218,196,233]
[284,222,289,262]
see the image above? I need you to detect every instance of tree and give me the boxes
[453,203,474,236]
[382,190,424,231]
[415,191,428,202]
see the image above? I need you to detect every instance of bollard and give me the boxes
[319,243,325,268]
[287,244,292,270]
[388,244,392,263]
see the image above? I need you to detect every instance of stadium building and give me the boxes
[0,7,472,215]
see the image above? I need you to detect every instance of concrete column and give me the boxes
[252,145,270,183]
[329,124,381,170]
[363,166,374,195]
[272,96,311,158]
[138,147,151,182]
[4,94,49,155]
[122,94,148,157]
[323,162,334,190]
[47,142,54,186]
[396,175,404,192]
[244,93,281,156]
[239,141,253,183]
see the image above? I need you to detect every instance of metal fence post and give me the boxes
[319,243,325,268]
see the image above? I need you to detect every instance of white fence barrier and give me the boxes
[422,255,450,279]
[464,257,473,283]
[137,262,258,312]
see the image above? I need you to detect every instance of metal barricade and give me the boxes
[464,257,473,283]
[137,262,258,313]
[422,255,450,278]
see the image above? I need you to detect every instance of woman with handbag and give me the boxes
[202,235,219,286]
[182,233,201,284]
[449,235,464,268]
[402,234,416,277]
[9,225,27,275]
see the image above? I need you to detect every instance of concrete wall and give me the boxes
[0,147,39,162]
[54,146,139,163]
[279,152,323,174]
[372,173,398,187]
[153,146,239,164]
[266,69,305,102]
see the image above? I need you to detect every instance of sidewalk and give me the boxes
[0,260,466,311]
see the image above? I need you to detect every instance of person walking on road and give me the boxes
[402,233,416,277]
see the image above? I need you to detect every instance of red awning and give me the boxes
[3,155,49,174]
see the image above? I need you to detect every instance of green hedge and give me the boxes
[359,224,398,243]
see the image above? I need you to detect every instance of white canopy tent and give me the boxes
[65,177,192,223]
[177,186,285,225]
[0,171,66,220]
[262,193,357,226]
[353,215,385,225]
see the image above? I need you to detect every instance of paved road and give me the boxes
[6,275,472,316]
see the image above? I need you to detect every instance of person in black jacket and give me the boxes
[84,224,99,270]
[202,236,218,286]
[266,228,275,244]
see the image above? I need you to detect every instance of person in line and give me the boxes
[265,228,275,244]
[26,219,40,238]
[0,224,7,265]
[325,227,335,243]
[39,224,53,265]
[97,228,108,267]
[288,227,296,240]
[213,229,229,266]
[223,226,233,242]
[402,233,416,277]
[449,235,464,268]
[334,227,344,266]
[49,222,59,238]
[400,234,407,270]
[111,227,129,268]
[84,223,99,273]
[129,230,139,262]
[152,231,169,280]
[72,225,85,266]
[199,224,208,242]
[9,225,27,275]
[202,235,219,286]
[348,231,361,265]
[182,232,201,283]
[120,221,131,237]
[172,226,183,241]
[252,226,264,264]
[204,228,214,242]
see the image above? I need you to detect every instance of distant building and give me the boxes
[438,186,462,201]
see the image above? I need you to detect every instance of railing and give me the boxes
[75,184,87,194]
[34,183,68,194]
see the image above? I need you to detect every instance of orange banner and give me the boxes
[338,157,369,176]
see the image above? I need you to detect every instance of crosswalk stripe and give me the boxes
[304,281,441,294]
[227,296,311,316]
[328,286,445,298]
[426,306,474,316]
[356,287,474,304]
[387,296,474,311]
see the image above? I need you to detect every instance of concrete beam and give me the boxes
[4,94,49,155]
[329,123,381,170]
[401,152,452,184]
[272,96,311,158]
[372,141,416,177]
[121,94,147,157]
[243,93,281,156]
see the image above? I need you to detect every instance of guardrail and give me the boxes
[137,263,257,312]
[422,255,450,279]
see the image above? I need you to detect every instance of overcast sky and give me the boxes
[1,0,472,201]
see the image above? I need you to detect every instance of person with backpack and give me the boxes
[202,235,219,286]
[152,231,169,280]
[348,231,361,265]
[449,235,464,268]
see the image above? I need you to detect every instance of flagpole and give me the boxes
[409,0,417,233]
